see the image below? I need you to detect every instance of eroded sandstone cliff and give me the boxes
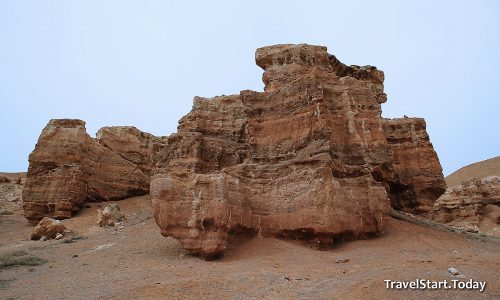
[150,44,446,257]
[23,120,151,224]
[22,44,446,257]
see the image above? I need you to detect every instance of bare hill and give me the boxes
[446,156,500,187]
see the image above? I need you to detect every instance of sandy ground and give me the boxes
[0,195,499,300]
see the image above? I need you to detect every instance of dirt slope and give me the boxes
[0,173,26,180]
[1,195,499,299]
[446,156,500,187]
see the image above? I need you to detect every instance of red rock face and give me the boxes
[23,119,150,224]
[150,44,446,257]
[382,118,447,213]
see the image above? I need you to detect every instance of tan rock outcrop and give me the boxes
[23,119,149,224]
[151,44,446,257]
[432,176,500,234]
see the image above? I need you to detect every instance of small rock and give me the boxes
[31,217,68,240]
[40,236,47,241]
[486,227,500,237]
[55,233,63,240]
[452,250,458,255]
[97,204,124,227]
[6,194,20,202]
[72,254,78,258]
[448,267,461,276]
[89,243,114,252]
[335,258,350,263]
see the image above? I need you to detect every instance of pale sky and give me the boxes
[1,0,499,175]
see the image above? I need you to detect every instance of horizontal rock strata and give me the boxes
[432,176,500,234]
[22,44,446,256]
[382,118,447,213]
[23,120,151,224]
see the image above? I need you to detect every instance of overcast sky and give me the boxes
[1,0,499,175]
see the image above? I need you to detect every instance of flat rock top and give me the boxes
[255,44,330,70]
[47,119,86,128]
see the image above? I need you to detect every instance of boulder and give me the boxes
[31,217,68,240]
[151,44,446,257]
[97,204,124,227]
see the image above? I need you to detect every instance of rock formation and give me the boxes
[22,44,446,256]
[23,119,150,224]
[432,176,500,235]
[382,118,447,213]
[150,44,446,257]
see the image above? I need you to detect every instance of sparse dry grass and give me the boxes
[0,250,47,270]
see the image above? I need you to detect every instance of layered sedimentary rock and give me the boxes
[151,44,446,257]
[22,43,446,254]
[432,176,500,234]
[23,119,150,224]
[382,118,447,213]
